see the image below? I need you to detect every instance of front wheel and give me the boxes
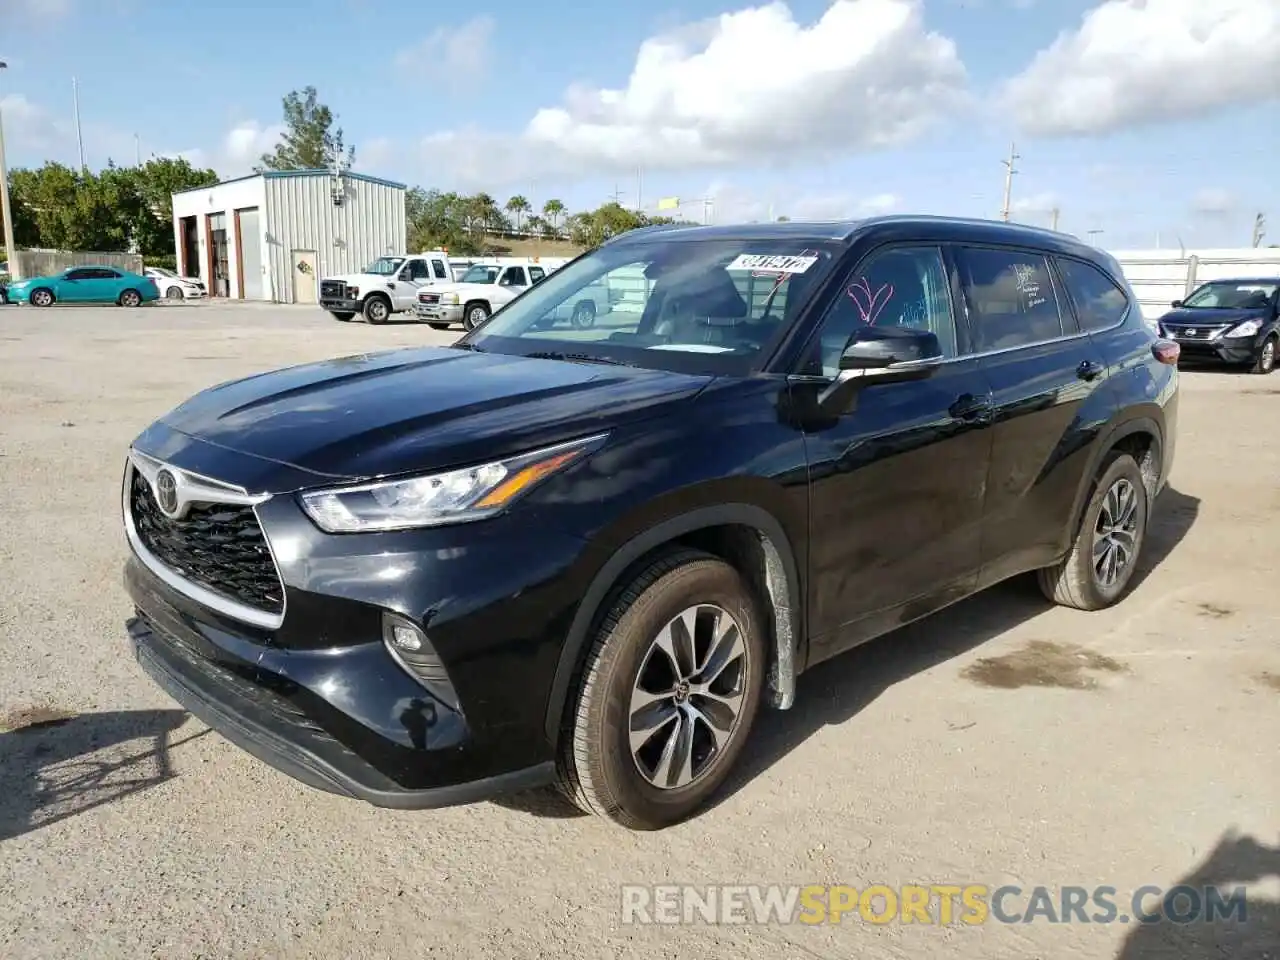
[1037,452,1148,611]
[165,286,184,301]
[571,300,597,329]
[557,550,765,830]
[362,296,390,324]
[1251,335,1277,375]
[30,288,54,307]
[119,289,143,308]
[463,301,490,331]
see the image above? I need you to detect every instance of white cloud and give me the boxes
[221,121,284,172]
[355,136,395,175]
[0,92,139,167]
[1002,0,1280,137]
[692,180,901,223]
[420,0,967,185]
[394,16,495,83]
[858,192,900,214]
[1190,187,1235,216]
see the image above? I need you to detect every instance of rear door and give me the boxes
[953,244,1116,587]
[800,243,996,661]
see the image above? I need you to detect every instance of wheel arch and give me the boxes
[1061,411,1164,557]
[543,502,803,744]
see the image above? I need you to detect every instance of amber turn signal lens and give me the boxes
[473,450,583,509]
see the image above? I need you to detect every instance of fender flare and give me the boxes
[1063,413,1163,549]
[542,502,803,743]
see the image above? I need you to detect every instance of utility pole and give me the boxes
[1050,207,1060,231]
[1000,141,1019,221]
[1252,212,1266,247]
[0,61,16,279]
[135,134,141,166]
[1087,228,1104,245]
[72,76,86,171]
[636,167,643,213]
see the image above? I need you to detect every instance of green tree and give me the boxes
[526,214,547,238]
[542,198,566,234]
[257,87,355,171]
[505,195,531,232]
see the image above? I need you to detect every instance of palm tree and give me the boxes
[526,214,547,238]
[505,195,531,233]
[543,198,566,236]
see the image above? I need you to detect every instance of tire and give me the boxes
[463,301,490,331]
[557,549,766,830]
[571,300,597,329]
[427,322,451,330]
[165,286,184,300]
[331,311,355,322]
[1037,452,1149,611]
[119,288,143,308]
[30,288,54,307]
[363,296,390,325]
[1250,335,1276,375]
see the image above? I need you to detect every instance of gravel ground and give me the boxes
[1,301,1277,959]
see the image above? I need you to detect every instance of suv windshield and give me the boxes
[460,236,841,374]
[1183,281,1278,309]
[364,257,405,276]
[460,265,500,284]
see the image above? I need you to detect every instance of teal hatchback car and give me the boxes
[7,266,160,307]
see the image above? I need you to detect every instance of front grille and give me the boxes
[419,292,440,305]
[129,470,284,616]
[319,280,345,299]
[1165,324,1226,340]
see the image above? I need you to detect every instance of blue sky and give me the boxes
[1,0,1277,249]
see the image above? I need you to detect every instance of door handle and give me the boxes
[949,393,993,422]
[1077,360,1105,381]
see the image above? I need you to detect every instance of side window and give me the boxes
[529,266,546,283]
[405,260,431,280]
[66,268,98,280]
[1056,258,1131,332]
[98,269,121,279]
[431,259,447,279]
[811,246,957,377]
[958,247,1064,352]
[500,267,526,286]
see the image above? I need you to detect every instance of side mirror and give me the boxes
[820,326,943,408]
[1171,299,1183,308]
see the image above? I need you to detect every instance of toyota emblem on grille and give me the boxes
[155,469,181,516]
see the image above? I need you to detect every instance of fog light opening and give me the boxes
[381,613,461,712]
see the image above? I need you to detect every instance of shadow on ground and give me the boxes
[492,485,1200,821]
[1114,830,1280,959]
[0,708,201,843]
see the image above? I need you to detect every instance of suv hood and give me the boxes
[144,346,711,487]
[322,272,442,288]
[1159,307,1268,326]
[426,281,496,298]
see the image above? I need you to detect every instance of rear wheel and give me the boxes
[30,288,54,307]
[362,296,390,324]
[1037,452,1148,611]
[331,311,355,322]
[119,288,143,308]
[1251,335,1276,375]
[165,286,184,300]
[557,550,765,830]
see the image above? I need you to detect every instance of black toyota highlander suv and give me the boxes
[122,216,1180,830]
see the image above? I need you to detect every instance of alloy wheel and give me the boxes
[1262,340,1275,372]
[628,603,749,790]
[1092,478,1140,588]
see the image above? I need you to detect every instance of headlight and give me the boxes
[1225,319,1262,338]
[298,434,606,533]
[443,293,460,305]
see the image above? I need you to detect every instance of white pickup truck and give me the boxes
[319,252,454,323]
[416,258,610,331]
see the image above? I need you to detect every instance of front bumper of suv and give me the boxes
[120,448,590,808]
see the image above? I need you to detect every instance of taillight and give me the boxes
[1152,340,1180,365]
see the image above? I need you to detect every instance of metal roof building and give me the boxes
[170,169,407,304]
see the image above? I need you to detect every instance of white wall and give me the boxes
[1112,247,1280,318]
[171,176,268,299]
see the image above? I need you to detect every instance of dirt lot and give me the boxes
[1,302,1277,959]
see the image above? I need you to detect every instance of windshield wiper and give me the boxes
[524,350,633,367]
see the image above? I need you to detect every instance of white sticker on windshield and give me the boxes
[727,254,819,275]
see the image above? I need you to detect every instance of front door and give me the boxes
[800,244,995,662]
[391,257,433,310]
[57,267,96,302]
[291,250,318,304]
[951,244,1116,587]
